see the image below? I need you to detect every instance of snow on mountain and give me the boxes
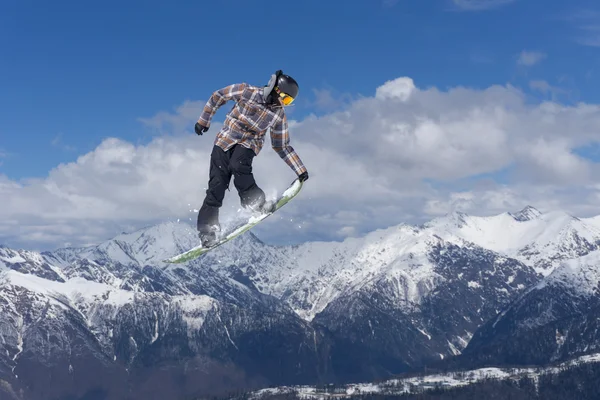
[483,247,600,333]
[70,221,200,267]
[1,205,600,398]
[22,222,277,308]
[0,245,67,282]
[535,250,600,297]
[460,247,600,368]
[188,219,540,376]
[0,209,541,389]
[0,259,320,400]
[185,205,600,373]
[423,207,600,275]
[0,268,218,357]
[583,214,600,230]
[5,269,136,308]
[4,206,597,341]
[510,205,543,221]
[196,224,446,321]
[198,206,588,323]
[198,205,594,324]
[30,206,599,321]
[251,352,600,399]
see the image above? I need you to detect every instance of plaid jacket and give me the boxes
[198,83,307,176]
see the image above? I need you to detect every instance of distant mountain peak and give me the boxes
[510,205,542,222]
[422,210,470,231]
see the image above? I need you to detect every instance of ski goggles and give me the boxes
[275,87,295,105]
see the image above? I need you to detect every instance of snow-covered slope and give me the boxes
[39,206,599,366]
[251,353,600,399]
[38,206,600,316]
[202,206,600,326]
[0,264,320,399]
[583,214,600,230]
[536,250,600,296]
[51,221,199,268]
[198,224,444,320]
[423,207,600,275]
[484,248,600,335]
[0,246,67,282]
[185,221,540,377]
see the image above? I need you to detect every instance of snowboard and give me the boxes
[163,178,304,264]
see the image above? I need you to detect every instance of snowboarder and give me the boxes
[194,70,309,247]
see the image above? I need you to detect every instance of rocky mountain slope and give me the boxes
[460,249,600,367]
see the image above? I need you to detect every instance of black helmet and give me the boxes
[275,73,299,98]
[263,70,299,105]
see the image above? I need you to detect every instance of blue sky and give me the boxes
[2,0,600,251]
[2,0,599,180]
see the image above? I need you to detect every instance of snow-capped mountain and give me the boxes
[0,262,321,400]
[423,207,600,275]
[195,205,599,328]
[461,248,600,367]
[0,205,599,399]
[0,245,66,282]
[185,217,543,379]
[0,223,325,400]
[48,221,200,268]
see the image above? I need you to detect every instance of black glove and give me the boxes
[298,171,309,182]
[195,122,209,135]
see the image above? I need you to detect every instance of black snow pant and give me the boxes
[197,144,266,233]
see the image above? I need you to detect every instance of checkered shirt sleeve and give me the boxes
[270,113,307,176]
[197,83,246,127]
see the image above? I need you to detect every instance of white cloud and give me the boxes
[138,100,207,135]
[451,0,517,11]
[2,76,600,251]
[517,50,546,66]
[516,137,593,184]
[375,77,416,100]
[424,182,600,220]
[311,88,354,112]
[312,88,336,110]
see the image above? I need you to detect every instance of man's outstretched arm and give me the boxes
[271,114,308,180]
[197,83,246,128]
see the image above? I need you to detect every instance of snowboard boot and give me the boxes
[259,199,276,214]
[246,198,276,216]
[198,224,220,248]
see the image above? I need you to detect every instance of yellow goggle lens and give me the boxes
[279,92,295,105]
